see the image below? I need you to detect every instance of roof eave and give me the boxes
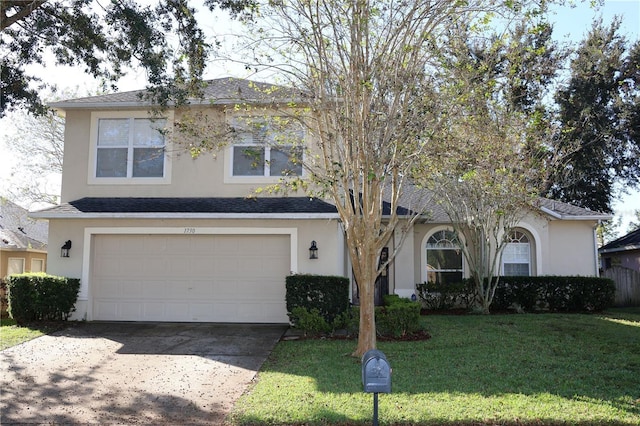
[539,206,612,221]
[599,244,640,254]
[0,246,48,253]
[49,101,153,110]
[49,98,307,111]
[30,212,340,220]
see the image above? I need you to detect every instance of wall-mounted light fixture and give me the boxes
[309,240,318,259]
[61,240,72,258]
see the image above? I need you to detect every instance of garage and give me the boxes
[91,234,290,323]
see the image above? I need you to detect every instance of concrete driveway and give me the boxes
[0,322,287,425]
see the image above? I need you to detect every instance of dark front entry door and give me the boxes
[352,247,390,306]
[374,247,389,306]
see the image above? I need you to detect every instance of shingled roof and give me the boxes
[0,198,48,251]
[31,192,609,223]
[397,184,611,223]
[536,198,611,220]
[31,197,339,218]
[599,228,640,254]
[49,78,306,110]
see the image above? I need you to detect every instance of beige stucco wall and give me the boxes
[393,211,599,298]
[0,250,47,278]
[57,105,603,312]
[392,225,414,298]
[546,220,599,276]
[60,107,312,202]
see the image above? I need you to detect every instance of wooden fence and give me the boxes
[602,266,640,307]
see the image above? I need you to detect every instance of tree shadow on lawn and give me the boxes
[261,311,640,425]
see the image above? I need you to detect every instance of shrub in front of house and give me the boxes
[375,296,422,338]
[343,297,422,339]
[415,281,474,310]
[286,274,350,329]
[7,273,80,323]
[288,306,332,336]
[541,276,615,312]
[286,275,422,338]
[417,276,615,313]
[491,277,544,311]
[0,279,8,318]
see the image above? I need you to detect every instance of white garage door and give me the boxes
[91,234,290,322]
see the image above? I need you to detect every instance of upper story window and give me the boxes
[228,118,304,180]
[90,112,171,185]
[502,230,531,276]
[426,229,464,285]
[96,118,166,178]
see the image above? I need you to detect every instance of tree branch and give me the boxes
[1,0,47,31]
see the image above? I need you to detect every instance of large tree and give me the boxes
[546,19,640,213]
[417,21,559,313]
[0,0,252,117]
[221,0,556,355]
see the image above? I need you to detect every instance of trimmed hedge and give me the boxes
[7,273,80,323]
[375,296,421,338]
[286,274,350,327]
[286,275,422,338]
[417,276,616,313]
[416,281,474,310]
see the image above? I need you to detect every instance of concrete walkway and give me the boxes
[0,322,287,425]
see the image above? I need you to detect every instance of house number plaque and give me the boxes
[184,227,196,234]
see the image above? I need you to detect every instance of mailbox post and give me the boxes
[362,349,391,426]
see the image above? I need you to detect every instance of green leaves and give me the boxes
[548,18,639,213]
[1,0,255,116]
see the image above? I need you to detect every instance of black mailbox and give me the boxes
[361,349,392,393]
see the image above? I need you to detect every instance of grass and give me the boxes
[0,317,64,350]
[230,308,640,425]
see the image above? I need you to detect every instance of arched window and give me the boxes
[502,230,531,276]
[426,230,463,285]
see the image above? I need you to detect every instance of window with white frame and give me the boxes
[231,119,303,178]
[95,117,167,178]
[31,258,45,273]
[8,258,25,275]
[426,229,463,285]
[502,230,531,276]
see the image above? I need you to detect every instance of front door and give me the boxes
[352,247,390,306]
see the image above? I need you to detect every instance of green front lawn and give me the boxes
[0,317,63,350]
[231,309,640,425]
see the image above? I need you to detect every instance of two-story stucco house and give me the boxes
[32,78,611,323]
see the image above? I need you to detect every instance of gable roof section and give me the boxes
[49,78,306,110]
[0,198,48,250]
[397,184,611,223]
[537,198,611,220]
[599,228,640,254]
[31,197,339,219]
[0,229,47,251]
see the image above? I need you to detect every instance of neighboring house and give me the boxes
[32,78,611,323]
[599,228,640,273]
[1,198,48,277]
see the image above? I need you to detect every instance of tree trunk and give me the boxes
[355,277,376,357]
[353,248,379,358]
[473,275,492,314]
